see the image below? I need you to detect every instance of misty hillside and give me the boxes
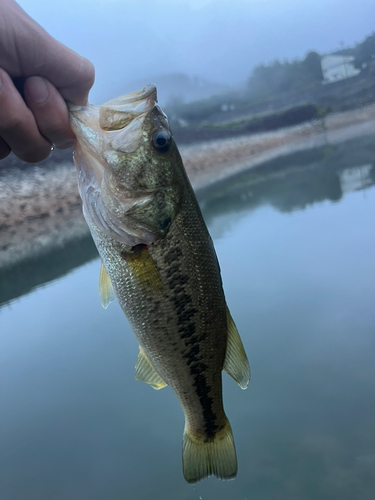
[114,73,231,107]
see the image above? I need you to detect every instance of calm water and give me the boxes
[1,135,375,499]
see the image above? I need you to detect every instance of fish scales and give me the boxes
[69,85,250,484]
[90,182,228,439]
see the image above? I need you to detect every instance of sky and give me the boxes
[17,0,375,103]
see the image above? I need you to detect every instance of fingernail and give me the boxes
[27,77,49,104]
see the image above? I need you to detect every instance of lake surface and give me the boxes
[1,134,375,499]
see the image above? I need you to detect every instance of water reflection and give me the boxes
[1,133,375,499]
[1,134,375,308]
[0,234,97,307]
[198,135,375,229]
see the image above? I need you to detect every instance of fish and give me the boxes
[68,85,250,484]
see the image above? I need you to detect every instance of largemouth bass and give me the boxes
[69,85,250,483]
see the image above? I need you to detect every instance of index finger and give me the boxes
[0,69,52,163]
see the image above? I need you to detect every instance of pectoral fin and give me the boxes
[99,261,116,309]
[122,246,163,293]
[223,306,250,389]
[135,346,168,390]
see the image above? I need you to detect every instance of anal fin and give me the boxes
[135,347,168,390]
[99,261,116,309]
[223,306,250,389]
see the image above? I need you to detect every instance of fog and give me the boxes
[18,0,375,103]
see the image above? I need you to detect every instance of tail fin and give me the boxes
[182,418,237,484]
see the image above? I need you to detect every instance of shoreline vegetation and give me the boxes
[166,36,375,145]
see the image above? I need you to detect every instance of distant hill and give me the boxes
[113,73,231,106]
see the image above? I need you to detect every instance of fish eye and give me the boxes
[152,130,171,153]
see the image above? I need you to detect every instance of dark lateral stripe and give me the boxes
[163,246,183,265]
[177,308,198,325]
[192,370,219,440]
[179,323,196,339]
[165,243,219,439]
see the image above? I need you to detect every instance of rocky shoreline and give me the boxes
[182,103,375,189]
[0,103,374,273]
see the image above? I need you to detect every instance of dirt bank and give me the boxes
[0,103,374,270]
[180,103,375,188]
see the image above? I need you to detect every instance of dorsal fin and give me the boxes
[98,261,116,309]
[135,346,168,390]
[223,306,250,389]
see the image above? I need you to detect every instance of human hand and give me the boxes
[0,0,95,163]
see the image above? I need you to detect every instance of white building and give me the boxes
[321,54,361,84]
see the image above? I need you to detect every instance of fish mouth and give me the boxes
[69,83,158,139]
[68,84,160,183]
[100,84,157,108]
[68,84,161,160]
[69,84,157,114]
[98,84,158,131]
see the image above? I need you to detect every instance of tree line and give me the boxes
[247,33,375,97]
